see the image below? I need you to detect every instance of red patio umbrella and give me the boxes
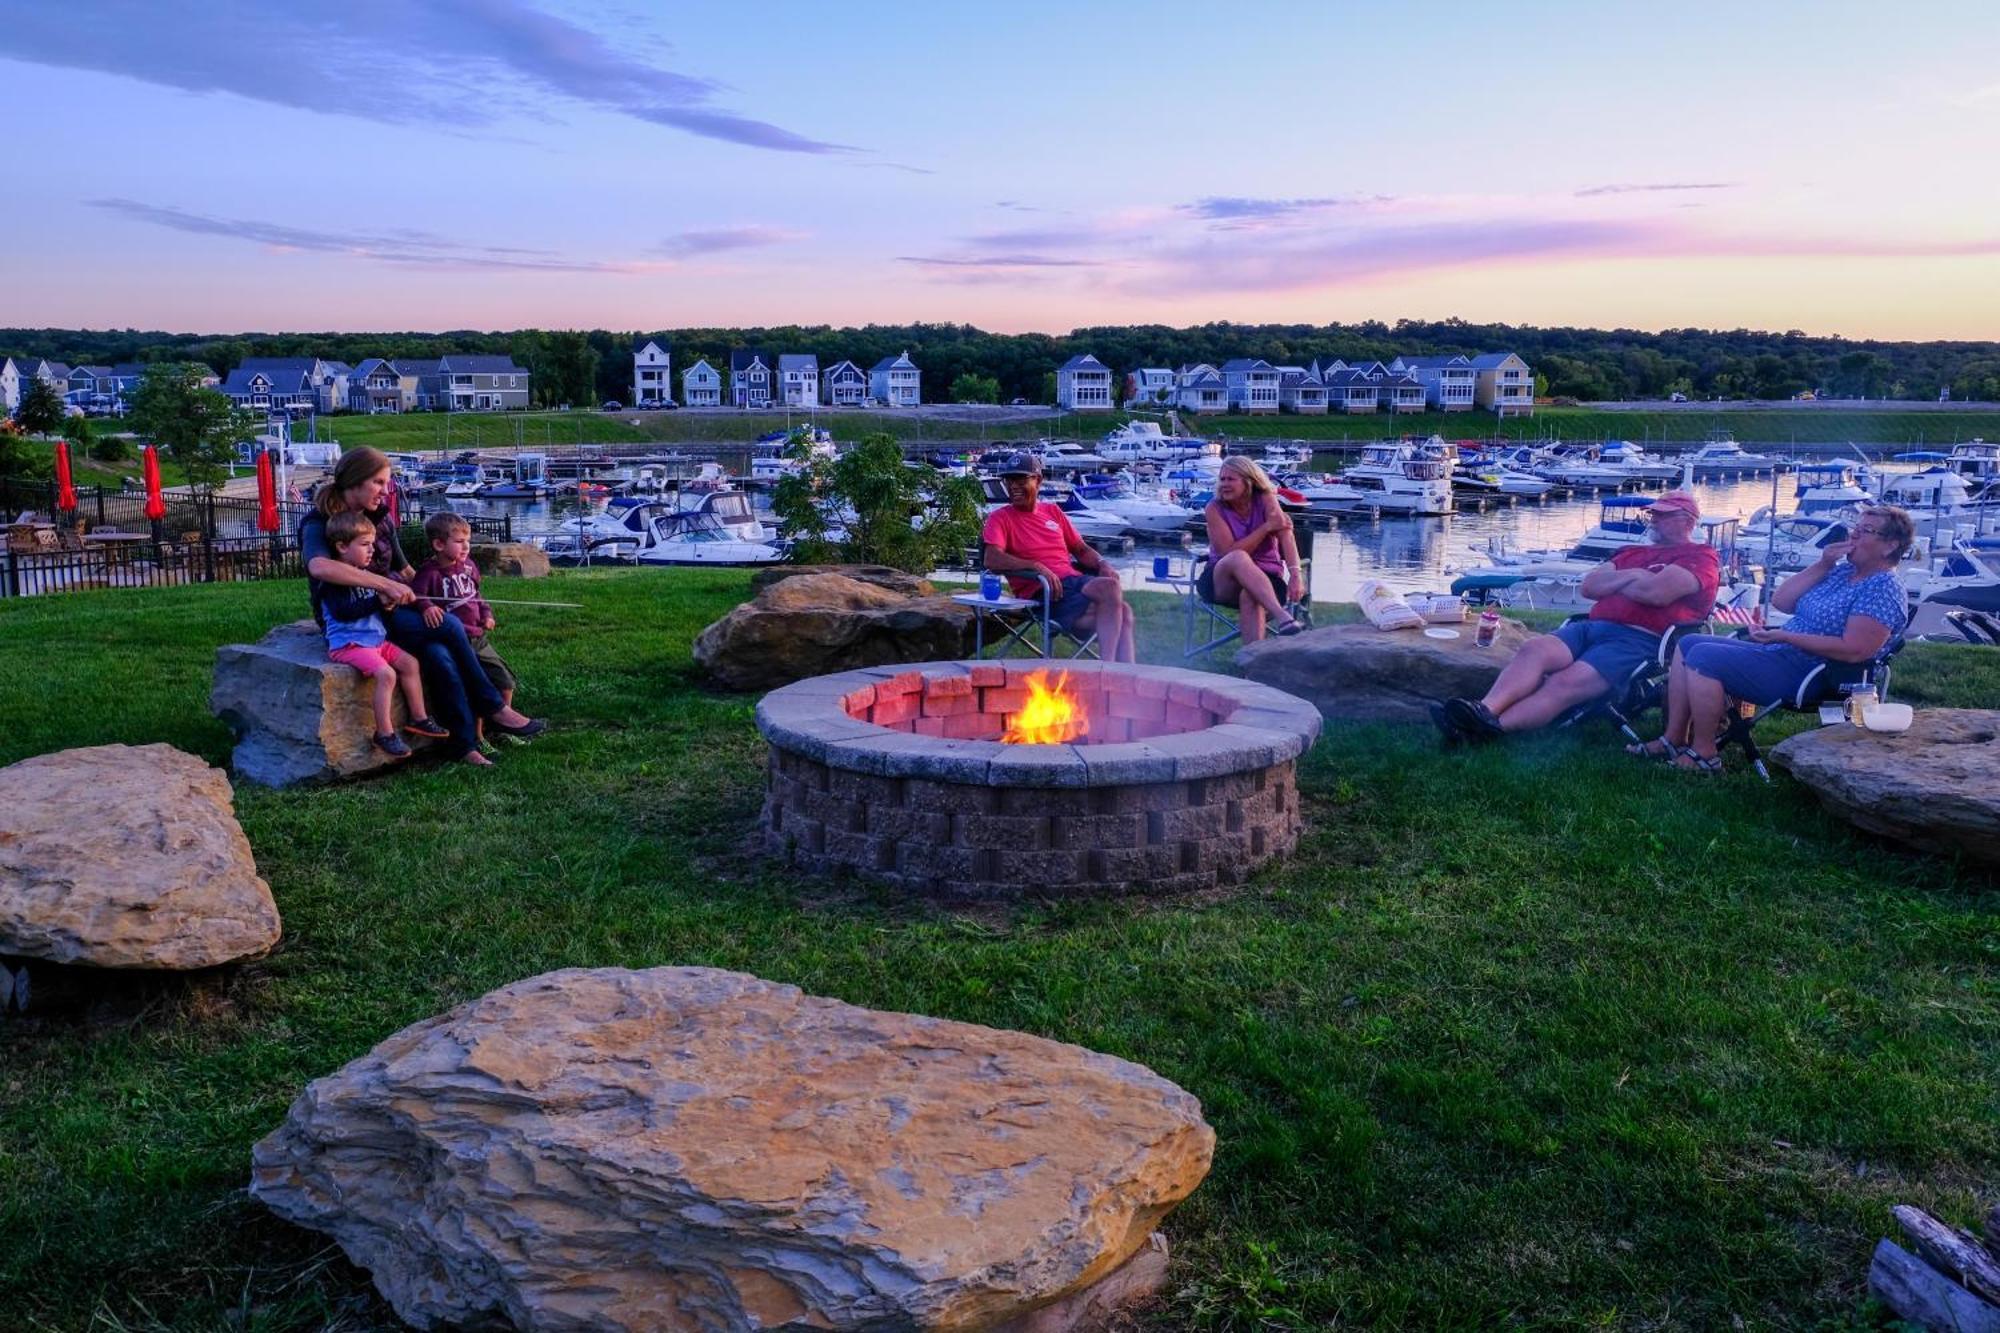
[54,440,77,514]
[255,449,281,533]
[142,444,167,522]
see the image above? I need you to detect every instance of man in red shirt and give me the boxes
[980,452,1136,662]
[1436,490,1719,742]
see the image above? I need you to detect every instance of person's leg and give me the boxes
[392,650,429,721]
[388,607,533,728]
[1082,576,1128,661]
[1493,661,1609,732]
[369,663,397,738]
[1679,669,1730,764]
[1117,600,1137,661]
[1217,549,1282,640]
[407,639,476,757]
[1480,634,1575,714]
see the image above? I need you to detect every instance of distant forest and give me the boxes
[6,319,2000,407]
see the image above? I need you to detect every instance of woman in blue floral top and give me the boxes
[1635,505,1913,772]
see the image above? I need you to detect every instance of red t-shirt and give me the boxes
[1589,541,1720,633]
[981,502,1082,597]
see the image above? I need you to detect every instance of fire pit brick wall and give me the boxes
[756,661,1322,899]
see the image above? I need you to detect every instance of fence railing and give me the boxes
[2,534,303,599]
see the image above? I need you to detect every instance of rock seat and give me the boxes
[251,966,1213,1332]
[212,620,435,788]
[1235,618,1536,724]
[1771,709,2000,865]
[694,570,976,691]
[0,743,280,969]
[470,542,550,578]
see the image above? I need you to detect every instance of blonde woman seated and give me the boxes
[1199,456,1307,641]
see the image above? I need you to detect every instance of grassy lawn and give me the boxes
[0,573,1995,1330]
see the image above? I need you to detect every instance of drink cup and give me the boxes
[1152,555,1170,579]
[980,571,1002,601]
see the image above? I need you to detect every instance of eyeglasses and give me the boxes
[1853,526,1890,538]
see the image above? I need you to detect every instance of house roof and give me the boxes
[436,355,523,374]
[683,358,718,377]
[1394,354,1473,370]
[1279,369,1322,388]
[1058,354,1109,374]
[1323,369,1377,389]
[824,359,864,378]
[1178,365,1223,386]
[71,365,114,378]
[321,360,352,375]
[1467,352,1524,369]
[1219,358,1273,374]
[351,358,393,377]
[222,358,319,394]
[633,338,669,354]
[778,354,818,372]
[394,358,442,374]
[730,349,772,373]
[870,352,918,373]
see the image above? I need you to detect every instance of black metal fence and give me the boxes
[2,534,303,598]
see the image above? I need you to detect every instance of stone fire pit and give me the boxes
[756,660,1321,898]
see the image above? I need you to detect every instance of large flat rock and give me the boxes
[212,620,436,788]
[1772,709,2000,865]
[0,743,280,969]
[1235,618,1536,724]
[695,572,976,691]
[251,966,1213,1332]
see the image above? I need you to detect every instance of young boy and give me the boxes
[320,511,450,759]
[409,512,523,750]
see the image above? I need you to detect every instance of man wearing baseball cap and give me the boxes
[980,451,1137,661]
[1435,489,1718,743]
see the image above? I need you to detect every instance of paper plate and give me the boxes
[1423,627,1461,640]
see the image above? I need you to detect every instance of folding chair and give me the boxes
[965,570,1099,659]
[1715,634,1906,781]
[1944,609,2000,646]
[1554,615,1709,746]
[1176,546,1313,659]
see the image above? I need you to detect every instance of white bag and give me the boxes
[1357,579,1424,631]
[1413,594,1467,623]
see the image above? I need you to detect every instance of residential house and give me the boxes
[1373,364,1426,413]
[777,353,819,408]
[391,359,445,411]
[66,365,113,403]
[1220,358,1280,413]
[822,359,867,407]
[2,357,71,413]
[1174,364,1226,413]
[731,349,775,408]
[348,358,417,413]
[1277,366,1328,414]
[1469,352,1535,416]
[220,357,324,414]
[682,358,722,407]
[1056,354,1114,412]
[632,339,672,406]
[1125,367,1175,407]
[1323,368,1380,414]
[315,361,352,414]
[1390,354,1477,411]
[437,355,530,411]
[869,350,921,407]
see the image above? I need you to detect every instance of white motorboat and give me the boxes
[1880,455,1980,514]
[1456,454,1556,497]
[1904,536,2000,638]
[1071,472,1199,536]
[1262,441,1314,469]
[1052,494,1135,543]
[632,511,785,566]
[1452,514,1745,608]
[1337,437,1455,514]
[1099,420,1214,463]
[1596,440,1683,482]
[1682,435,1784,474]
[1533,445,1630,488]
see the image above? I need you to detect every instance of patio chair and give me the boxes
[1554,615,1710,746]
[1174,546,1314,659]
[1713,633,1906,781]
[967,569,1099,660]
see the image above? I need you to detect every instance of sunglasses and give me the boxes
[1853,525,1891,538]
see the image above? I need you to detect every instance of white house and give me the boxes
[777,353,819,408]
[1220,358,1280,413]
[1125,367,1175,407]
[1277,366,1328,414]
[1056,354,1114,411]
[682,358,722,407]
[632,339,673,406]
[869,350,921,407]
[822,359,867,407]
[2,357,71,413]
[1175,364,1226,413]
[1391,355,1477,411]
[731,349,775,408]
[1469,352,1535,416]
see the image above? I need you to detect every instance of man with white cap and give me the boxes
[1435,489,1718,743]
[980,451,1137,662]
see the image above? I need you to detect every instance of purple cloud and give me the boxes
[652,226,805,258]
[8,0,855,154]
[898,254,1104,269]
[1178,195,1395,229]
[1575,182,1738,197]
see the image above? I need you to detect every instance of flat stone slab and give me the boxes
[1772,709,2000,865]
[0,743,280,969]
[1235,618,1536,724]
[251,966,1213,1332]
[212,620,437,788]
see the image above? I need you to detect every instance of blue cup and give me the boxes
[980,570,1002,600]
[1152,555,1170,579]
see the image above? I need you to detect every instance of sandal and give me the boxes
[1673,746,1724,775]
[1271,616,1305,637]
[1624,738,1677,760]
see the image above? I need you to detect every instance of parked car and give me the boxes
[601,400,623,411]
[1009,397,1030,406]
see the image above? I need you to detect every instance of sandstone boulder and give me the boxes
[212,620,438,787]
[1772,709,2000,865]
[0,743,280,969]
[252,966,1212,1333]
[695,572,975,691]
[751,563,935,599]
[1236,617,1536,724]
[471,542,551,579]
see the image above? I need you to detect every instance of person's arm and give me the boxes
[1060,509,1108,574]
[1610,563,1701,607]
[1203,502,1239,556]
[1771,543,1851,613]
[1277,522,1305,601]
[302,517,413,604]
[982,543,1055,586]
[1579,560,1644,599]
[407,564,447,627]
[1754,613,1892,663]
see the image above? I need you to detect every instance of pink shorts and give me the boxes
[329,642,408,676]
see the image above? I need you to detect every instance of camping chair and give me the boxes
[969,570,1099,660]
[1714,633,1907,782]
[1943,609,2000,646]
[1177,546,1314,658]
[1554,615,1710,746]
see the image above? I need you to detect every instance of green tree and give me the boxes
[126,363,255,493]
[950,372,1000,404]
[1039,371,1058,404]
[14,378,66,435]
[772,430,980,573]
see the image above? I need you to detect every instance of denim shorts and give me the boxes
[1050,574,1096,631]
[1552,619,1661,687]
[1679,634,1821,706]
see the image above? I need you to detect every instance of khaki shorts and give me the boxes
[470,636,516,694]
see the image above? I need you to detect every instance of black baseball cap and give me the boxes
[994,451,1042,477]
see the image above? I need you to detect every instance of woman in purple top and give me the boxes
[1199,456,1307,641]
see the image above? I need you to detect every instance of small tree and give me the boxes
[0,417,50,479]
[14,378,66,436]
[950,372,1000,404]
[126,363,255,493]
[772,430,981,574]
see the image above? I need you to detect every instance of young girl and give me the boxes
[320,511,452,760]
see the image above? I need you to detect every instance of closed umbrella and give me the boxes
[142,444,166,542]
[54,440,77,514]
[255,449,281,533]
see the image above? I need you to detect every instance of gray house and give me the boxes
[868,350,921,407]
[822,359,867,407]
[731,349,775,408]
[220,358,323,413]
[436,355,530,411]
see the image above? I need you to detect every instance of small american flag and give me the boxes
[1711,603,1764,627]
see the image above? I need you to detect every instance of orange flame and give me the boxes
[1001,669,1089,745]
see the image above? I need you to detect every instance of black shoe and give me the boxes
[1427,701,1466,749]
[488,716,546,740]
[374,732,413,759]
[1445,697,1505,742]
[1271,616,1305,637]
[403,716,451,739]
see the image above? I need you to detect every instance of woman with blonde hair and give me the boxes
[1199,455,1306,640]
[299,447,543,766]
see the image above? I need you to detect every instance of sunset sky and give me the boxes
[3,0,1998,339]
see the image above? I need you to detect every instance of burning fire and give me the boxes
[1001,670,1089,745]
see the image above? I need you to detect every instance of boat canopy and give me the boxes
[1895,451,1950,461]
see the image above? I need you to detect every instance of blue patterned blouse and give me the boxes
[1787,562,1907,640]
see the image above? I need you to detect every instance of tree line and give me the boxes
[7,318,2000,405]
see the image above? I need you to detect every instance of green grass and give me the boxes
[1,575,1995,1330]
